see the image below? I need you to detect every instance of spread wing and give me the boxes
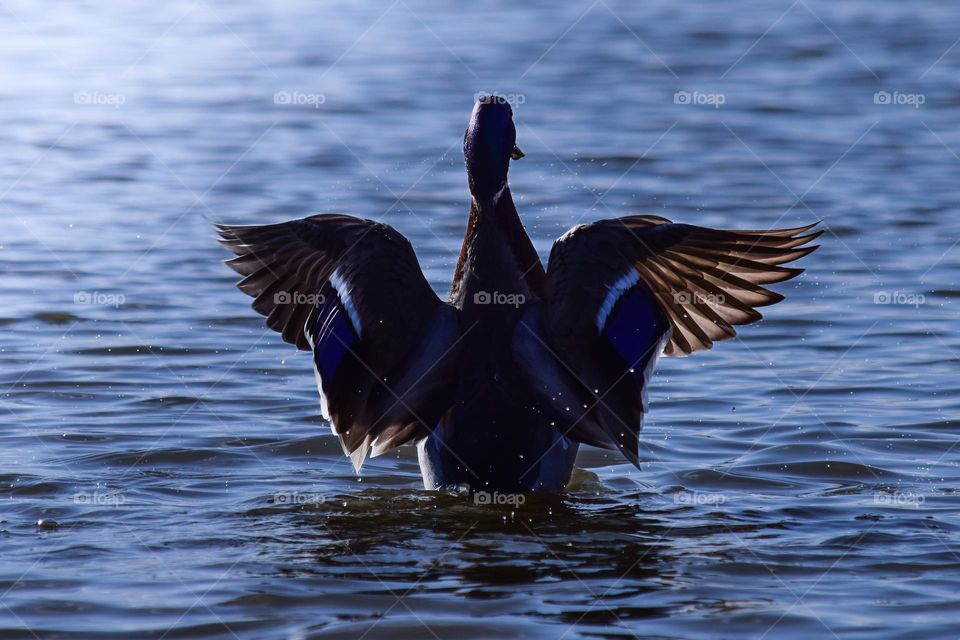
[217,214,462,470]
[516,215,820,465]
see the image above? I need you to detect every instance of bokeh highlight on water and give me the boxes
[1,1,960,638]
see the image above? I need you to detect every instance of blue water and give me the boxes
[2,1,959,638]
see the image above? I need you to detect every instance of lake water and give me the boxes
[2,1,959,638]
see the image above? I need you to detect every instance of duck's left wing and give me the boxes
[217,214,461,470]
[527,215,819,465]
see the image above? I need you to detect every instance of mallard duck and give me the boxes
[217,95,819,493]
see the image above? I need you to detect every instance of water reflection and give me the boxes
[3,0,960,637]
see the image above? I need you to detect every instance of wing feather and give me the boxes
[218,215,461,469]
[532,214,819,462]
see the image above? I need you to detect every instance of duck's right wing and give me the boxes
[217,214,462,470]
[514,215,819,465]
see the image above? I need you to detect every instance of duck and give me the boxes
[217,95,820,493]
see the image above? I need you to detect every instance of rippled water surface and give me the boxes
[2,1,960,638]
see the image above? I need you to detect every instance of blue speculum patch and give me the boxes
[311,294,355,381]
[602,285,668,377]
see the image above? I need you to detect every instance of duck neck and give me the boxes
[449,187,545,309]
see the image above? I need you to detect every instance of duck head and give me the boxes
[463,95,525,202]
